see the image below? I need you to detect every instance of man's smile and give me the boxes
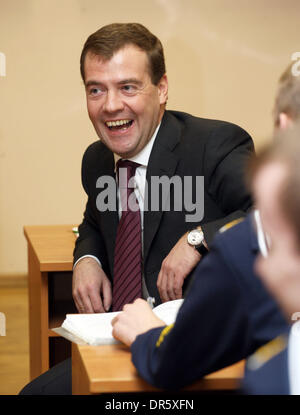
[105,119,134,131]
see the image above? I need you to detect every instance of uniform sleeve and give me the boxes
[201,123,254,245]
[130,241,252,389]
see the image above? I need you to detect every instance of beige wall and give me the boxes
[0,0,299,276]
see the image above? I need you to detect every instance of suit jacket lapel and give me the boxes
[144,111,181,262]
[97,147,119,275]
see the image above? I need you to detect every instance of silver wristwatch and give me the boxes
[187,229,208,256]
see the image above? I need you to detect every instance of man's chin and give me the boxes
[114,148,137,159]
[101,140,137,158]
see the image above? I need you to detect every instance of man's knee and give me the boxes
[19,358,72,395]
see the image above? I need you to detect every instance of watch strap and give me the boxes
[195,243,208,256]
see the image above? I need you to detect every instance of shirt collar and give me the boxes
[114,122,161,168]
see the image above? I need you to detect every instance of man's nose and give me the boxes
[103,90,124,113]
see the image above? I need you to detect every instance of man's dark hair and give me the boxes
[80,23,166,85]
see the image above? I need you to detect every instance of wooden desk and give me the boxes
[24,225,78,379]
[72,343,244,395]
[24,225,245,393]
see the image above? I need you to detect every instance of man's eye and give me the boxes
[89,87,103,96]
[122,85,136,93]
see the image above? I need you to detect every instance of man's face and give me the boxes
[83,45,168,158]
[253,161,300,319]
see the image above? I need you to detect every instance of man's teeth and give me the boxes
[106,119,132,127]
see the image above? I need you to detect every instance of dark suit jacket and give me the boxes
[130,215,288,389]
[74,110,254,304]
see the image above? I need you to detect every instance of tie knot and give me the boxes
[116,159,140,182]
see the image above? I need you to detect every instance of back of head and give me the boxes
[80,23,166,85]
[273,63,300,126]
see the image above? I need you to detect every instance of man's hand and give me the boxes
[111,299,165,346]
[157,232,204,302]
[72,257,112,313]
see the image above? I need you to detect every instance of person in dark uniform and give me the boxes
[243,126,300,395]
[242,63,300,395]
[111,213,288,389]
[111,63,300,390]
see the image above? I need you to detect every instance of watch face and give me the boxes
[187,229,204,246]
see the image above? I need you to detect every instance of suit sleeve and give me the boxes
[201,123,254,245]
[130,241,252,389]
[73,146,109,273]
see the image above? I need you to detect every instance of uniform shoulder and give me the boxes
[243,333,289,395]
[219,217,245,234]
[246,334,288,371]
[212,214,254,255]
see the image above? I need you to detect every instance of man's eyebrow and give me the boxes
[118,78,142,86]
[85,80,102,88]
[85,78,143,88]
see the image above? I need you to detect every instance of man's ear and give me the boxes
[279,112,293,130]
[158,74,168,105]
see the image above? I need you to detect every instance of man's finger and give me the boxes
[74,296,84,314]
[79,291,94,313]
[111,314,119,326]
[160,272,172,303]
[173,274,183,299]
[157,270,167,302]
[166,272,177,301]
[102,278,112,312]
[89,290,105,313]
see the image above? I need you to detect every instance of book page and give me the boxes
[61,312,121,346]
[58,299,184,346]
[153,299,184,325]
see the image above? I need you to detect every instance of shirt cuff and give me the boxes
[73,255,102,270]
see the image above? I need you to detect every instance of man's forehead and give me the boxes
[85,44,148,66]
[83,45,151,83]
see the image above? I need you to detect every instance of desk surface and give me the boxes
[24,225,76,271]
[72,343,245,394]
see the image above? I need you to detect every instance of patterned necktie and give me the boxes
[112,159,142,311]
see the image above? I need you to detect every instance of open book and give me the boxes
[53,299,183,346]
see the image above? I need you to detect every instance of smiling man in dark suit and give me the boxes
[73,22,254,314]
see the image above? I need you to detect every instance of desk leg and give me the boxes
[28,244,49,379]
[72,343,91,395]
